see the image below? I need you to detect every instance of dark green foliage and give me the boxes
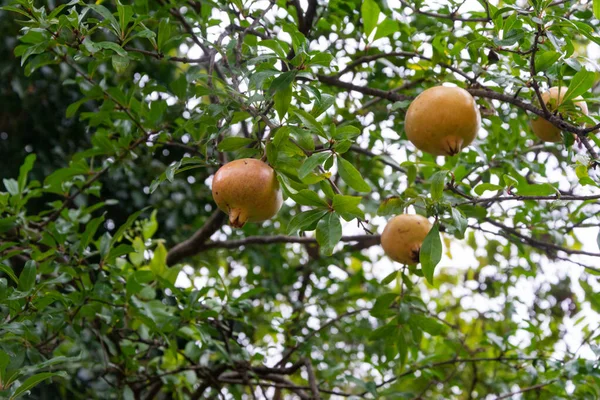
[0,0,600,399]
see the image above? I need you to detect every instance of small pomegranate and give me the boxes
[212,158,283,228]
[381,214,432,265]
[530,86,590,143]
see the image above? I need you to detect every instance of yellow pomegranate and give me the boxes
[212,158,283,228]
[381,214,432,265]
[405,86,481,156]
[530,86,589,143]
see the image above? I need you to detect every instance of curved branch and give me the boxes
[459,193,600,205]
[167,224,380,265]
[125,47,210,64]
[197,234,378,252]
[483,218,600,258]
[166,210,227,265]
[335,51,474,82]
[317,74,411,101]
[368,356,546,395]
[466,88,584,136]
[494,380,557,399]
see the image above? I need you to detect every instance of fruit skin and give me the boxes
[381,214,432,265]
[530,86,589,143]
[212,158,283,228]
[405,86,481,156]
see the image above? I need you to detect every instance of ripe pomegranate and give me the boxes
[212,158,283,228]
[381,214,432,265]
[405,86,481,156]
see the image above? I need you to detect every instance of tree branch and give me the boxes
[181,234,379,256]
[336,51,475,82]
[303,358,321,400]
[483,218,600,258]
[317,75,411,102]
[459,193,600,205]
[166,210,227,265]
[494,380,557,399]
[368,356,545,395]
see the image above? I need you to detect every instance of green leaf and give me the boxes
[18,260,36,292]
[18,154,36,192]
[217,137,255,151]
[169,74,188,99]
[79,216,105,252]
[410,314,447,336]
[450,208,467,240]
[369,323,395,340]
[308,52,333,66]
[66,98,88,118]
[420,223,442,284]
[274,82,293,120]
[564,69,596,103]
[10,372,68,399]
[361,0,380,38]
[87,5,120,36]
[0,349,9,383]
[258,39,289,59]
[337,157,370,193]
[0,217,18,234]
[19,41,49,67]
[0,264,18,285]
[273,126,291,147]
[397,330,408,365]
[97,41,128,56]
[515,182,558,196]
[289,189,329,207]
[595,0,600,19]
[316,212,342,255]
[293,109,326,137]
[332,194,365,221]
[377,197,405,216]
[117,3,134,36]
[333,125,361,141]
[535,51,561,72]
[150,242,167,277]
[158,18,172,51]
[269,71,296,95]
[143,210,158,240]
[374,18,399,41]
[298,152,330,180]
[287,209,328,234]
[474,183,503,196]
[0,5,32,18]
[111,55,130,73]
[381,270,398,285]
[311,94,335,117]
[112,209,144,244]
[4,178,19,196]
[370,293,397,318]
[430,171,448,201]
[493,28,524,46]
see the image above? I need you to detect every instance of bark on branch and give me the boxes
[166,210,227,266]
[168,233,381,265]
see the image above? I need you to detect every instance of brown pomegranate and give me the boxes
[381,214,432,265]
[405,86,481,156]
[212,158,283,228]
